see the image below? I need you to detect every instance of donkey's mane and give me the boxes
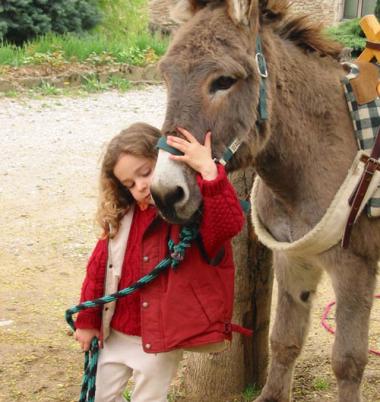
[183,0,342,58]
[262,0,342,59]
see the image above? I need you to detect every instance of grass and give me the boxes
[38,81,63,96]
[242,384,261,400]
[0,0,169,67]
[123,388,131,401]
[121,384,261,402]
[0,75,137,99]
[312,377,330,391]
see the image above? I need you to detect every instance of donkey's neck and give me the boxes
[255,31,357,218]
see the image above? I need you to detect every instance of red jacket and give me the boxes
[76,164,245,353]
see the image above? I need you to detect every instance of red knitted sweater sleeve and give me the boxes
[75,238,108,330]
[196,163,244,258]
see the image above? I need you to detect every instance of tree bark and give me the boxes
[180,168,273,401]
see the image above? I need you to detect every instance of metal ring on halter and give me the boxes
[255,52,268,78]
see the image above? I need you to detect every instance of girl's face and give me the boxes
[113,153,155,204]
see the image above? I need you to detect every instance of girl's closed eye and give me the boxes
[142,169,152,177]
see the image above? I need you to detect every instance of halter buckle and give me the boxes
[255,52,268,78]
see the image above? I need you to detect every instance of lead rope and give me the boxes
[321,294,380,357]
[65,225,198,402]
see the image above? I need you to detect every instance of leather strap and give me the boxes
[223,322,253,337]
[342,127,380,248]
[366,41,380,52]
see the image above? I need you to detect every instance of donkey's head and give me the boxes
[150,0,279,223]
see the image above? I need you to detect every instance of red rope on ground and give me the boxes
[321,294,380,357]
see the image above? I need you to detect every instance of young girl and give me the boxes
[74,122,245,402]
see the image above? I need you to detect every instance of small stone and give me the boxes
[0,319,14,327]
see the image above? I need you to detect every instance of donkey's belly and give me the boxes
[254,183,314,244]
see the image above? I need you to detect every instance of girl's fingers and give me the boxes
[167,135,187,145]
[169,154,187,162]
[167,136,187,148]
[176,127,196,142]
[204,131,212,149]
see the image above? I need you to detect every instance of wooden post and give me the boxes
[357,15,380,62]
[178,168,273,401]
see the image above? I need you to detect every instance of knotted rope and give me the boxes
[65,224,198,402]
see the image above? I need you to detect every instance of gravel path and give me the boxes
[0,86,166,215]
[0,86,167,267]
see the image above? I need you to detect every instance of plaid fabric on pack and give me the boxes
[342,62,380,218]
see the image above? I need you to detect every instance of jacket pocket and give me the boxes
[189,280,225,324]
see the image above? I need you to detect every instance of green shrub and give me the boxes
[0,0,102,45]
[326,18,366,56]
[0,0,169,67]
[376,0,380,21]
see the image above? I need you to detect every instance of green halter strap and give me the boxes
[256,36,269,123]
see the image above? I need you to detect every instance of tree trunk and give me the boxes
[180,168,273,402]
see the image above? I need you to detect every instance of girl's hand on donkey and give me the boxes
[167,127,218,180]
[74,328,102,351]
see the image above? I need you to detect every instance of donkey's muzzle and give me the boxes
[151,186,187,223]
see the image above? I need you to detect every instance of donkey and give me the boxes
[150,1,380,401]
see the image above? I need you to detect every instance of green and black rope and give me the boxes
[65,225,198,402]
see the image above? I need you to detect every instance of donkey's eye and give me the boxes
[210,76,237,93]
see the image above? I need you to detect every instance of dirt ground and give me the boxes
[0,89,379,402]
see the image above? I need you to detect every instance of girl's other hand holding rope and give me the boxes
[74,328,101,351]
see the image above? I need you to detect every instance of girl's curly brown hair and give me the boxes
[97,122,161,238]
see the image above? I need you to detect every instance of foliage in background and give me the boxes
[0,0,169,67]
[0,0,101,45]
[96,0,147,39]
[326,18,365,56]
[376,0,380,21]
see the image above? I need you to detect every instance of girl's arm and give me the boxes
[75,238,108,330]
[167,128,244,258]
[196,163,244,258]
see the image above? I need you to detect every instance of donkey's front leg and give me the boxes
[254,253,322,402]
[326,254,377,402]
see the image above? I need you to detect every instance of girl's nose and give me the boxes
[136,179,148,192]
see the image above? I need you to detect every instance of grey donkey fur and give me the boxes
[150,0,380,401]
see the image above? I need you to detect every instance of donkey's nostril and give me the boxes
[151,186,185,212]
[165,186,184,206]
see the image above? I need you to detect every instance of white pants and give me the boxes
[95,330,183,402]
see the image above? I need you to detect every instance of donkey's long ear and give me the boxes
[226,0,266,26]
[170,0,214,23]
